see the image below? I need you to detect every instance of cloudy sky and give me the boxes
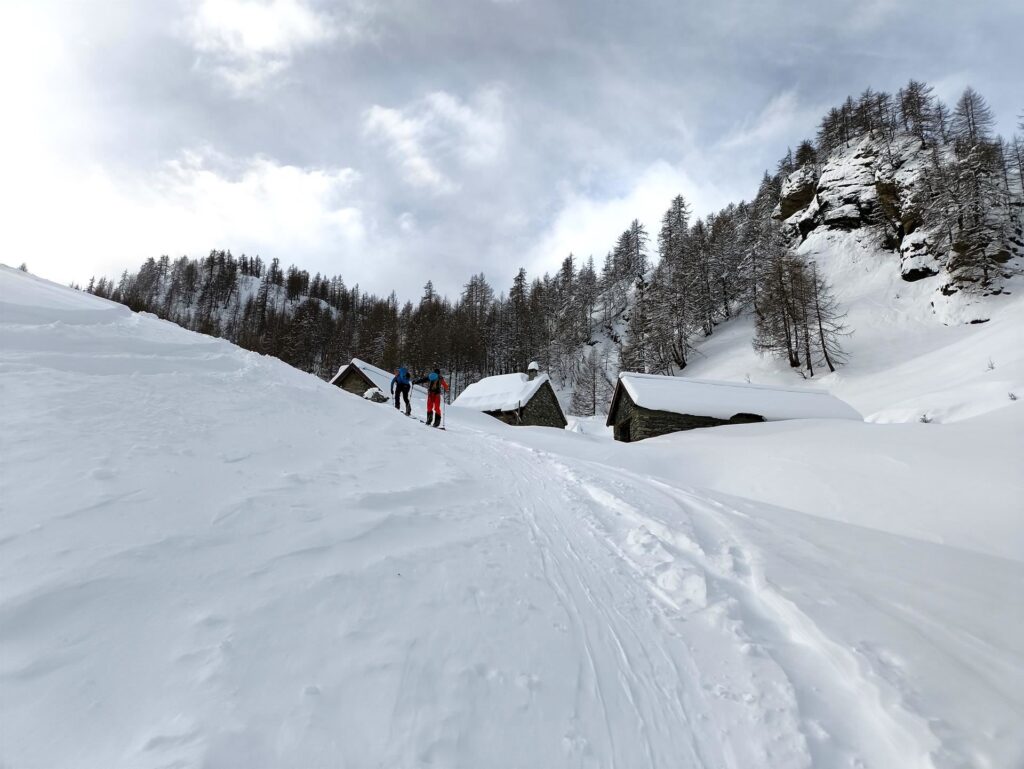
[2,0,1020,299]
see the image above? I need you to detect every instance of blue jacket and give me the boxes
[391,367,411,392]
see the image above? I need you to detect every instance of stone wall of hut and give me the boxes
[485,382,567,428]
[521,383,567,428]
[632,410,730,440]
[610,391,763,442]
[489,410,518,426]
[336,369,370,396]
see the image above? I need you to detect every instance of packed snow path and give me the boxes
[2,267,1022,768]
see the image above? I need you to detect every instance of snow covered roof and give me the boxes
[453,372,551,413]
[330,358,426,395]
[610,373,862,424]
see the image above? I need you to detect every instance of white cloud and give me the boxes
[397,212,417,233]
[424,89,506,165]
[843,0,904,33]
[185,0,341,94]
[363,87,506,193]
[0,3,87,152]
[719,90,820,150]
[930,71,972,108]
[525,160,733,273]
[157,148,364,246]
[363,105,453,192]
[0,146,364,285]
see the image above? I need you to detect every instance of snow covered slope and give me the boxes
[682,229,1024,423]
[674,130,1024,423]
[2,266,1022,769]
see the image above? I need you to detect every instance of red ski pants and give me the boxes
[427,392,442,415]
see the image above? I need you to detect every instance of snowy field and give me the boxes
[1,265,1022,769]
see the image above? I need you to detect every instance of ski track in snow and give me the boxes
[2,267,1021,769]
[472,432,938,769]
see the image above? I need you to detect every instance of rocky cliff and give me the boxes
[774,135,947,283]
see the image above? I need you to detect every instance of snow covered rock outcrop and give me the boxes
[363,386,388,403]
[775,165,817,220]
[815,139,880,229]
[776,136,943,282]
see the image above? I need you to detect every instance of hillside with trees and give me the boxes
[87,82,1023,413]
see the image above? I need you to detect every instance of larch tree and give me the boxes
[809,261,849,374]
[569,347,612,417]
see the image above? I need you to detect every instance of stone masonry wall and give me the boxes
[337,369,369,396]
[521,383,567,428]
[610,390,764,442]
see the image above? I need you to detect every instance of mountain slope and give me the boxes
[678,227,1024,422]
[1,266,1022,769]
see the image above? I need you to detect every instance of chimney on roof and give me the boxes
[527,361,540,381]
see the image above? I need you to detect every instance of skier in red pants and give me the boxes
[413,369,449,427]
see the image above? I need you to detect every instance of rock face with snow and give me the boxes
[814,140,880,229]
[775,165,817,220]
[776,136,943,282]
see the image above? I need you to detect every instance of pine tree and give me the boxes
[809,261,849,373]
[625,219,649,279]
[1010,135,1024,197]
[932,88,1012,289]
[688,218,715,336]
[508,268,529,371]
[753,245,802,370]
[951,87,994,149]
[794,140,817,168]
[621,271,650,373]
[576,257,598,337]
[649,195,693,369]
[570,348,598,416]
[899,80,936,146]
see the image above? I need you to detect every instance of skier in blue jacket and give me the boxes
[390,366,412,415]
[413,369,449,427]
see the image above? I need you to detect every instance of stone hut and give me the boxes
[607,373,862,442]
[330,359,380,396]
[453,368,567,429]
[330,358,426,400]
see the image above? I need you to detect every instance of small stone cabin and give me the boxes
[453,364,568,429]
[330,358,381,395]
[329,358,426,399]
[607,373,862,442]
